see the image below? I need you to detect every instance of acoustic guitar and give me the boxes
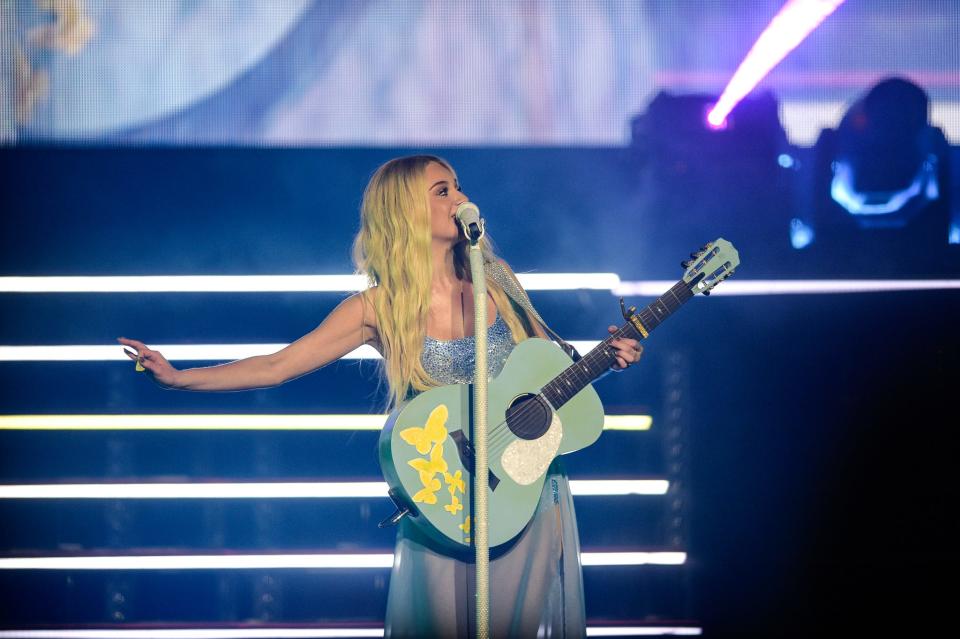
[378,238,740,552]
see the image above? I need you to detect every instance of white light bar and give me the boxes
[0,343,620,363]
[0,631,380,639]
[0,275,368,293]
[0,273,618,293]
[571,479,668,496]
[0,414,388,431]
[614,279,960,297]
[581,552,687,566]
[0,414,651,431]
[0,479,668,499]
[0,482,389,499]
[587,628,702,637]
[0,627,703,638]
[0,632,384,639]
[0,551,684,570]
[3,275,957,297]
[0,554,395,570]
[0,344,377,362]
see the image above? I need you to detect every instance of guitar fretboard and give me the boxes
[540,278,695,410]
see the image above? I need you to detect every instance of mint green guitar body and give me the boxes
[378,337,604,553]
[378,238,742,553]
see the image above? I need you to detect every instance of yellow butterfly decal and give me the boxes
[412,477,441,504]
[444,470,464,495]
[445,494,463,515]
[400,404,449,455]
[459,516,471,534]
[408,442,448,487]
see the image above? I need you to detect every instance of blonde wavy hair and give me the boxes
[352,155,535,408]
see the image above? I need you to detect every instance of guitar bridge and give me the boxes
[449,430,501,491]
[378,487,419,528]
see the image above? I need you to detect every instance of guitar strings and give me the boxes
[482,280,692,454]
[484,329,629,454]
[484,306,654,451]
[451,279,692,476]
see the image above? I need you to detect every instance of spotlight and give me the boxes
[828,78,946,225]
[629,91,793,274]
[631,90,788,176]
[806,77,954,275]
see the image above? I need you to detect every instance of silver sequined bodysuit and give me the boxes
[420,312,514,385]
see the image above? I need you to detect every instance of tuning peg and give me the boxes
[681,259,693,268]
[702,290,711,296]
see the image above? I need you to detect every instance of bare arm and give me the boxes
[118,293,379,392]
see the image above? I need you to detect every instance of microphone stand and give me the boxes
[460,214,489,639]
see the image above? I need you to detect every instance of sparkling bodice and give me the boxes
[421,313,514,385]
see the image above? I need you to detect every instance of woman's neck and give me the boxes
[431,239,461,291]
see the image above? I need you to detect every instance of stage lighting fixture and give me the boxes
[803,77,954,275]
[628,90,795,273]
[826,78,947,226]
[631,90,789,177]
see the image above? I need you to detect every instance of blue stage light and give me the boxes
[830,155,939,219]
[789,218,815,249]
[827,78,946,227]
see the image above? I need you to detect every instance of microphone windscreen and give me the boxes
[455,202,481,226]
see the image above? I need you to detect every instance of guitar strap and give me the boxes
[485,260,581,362]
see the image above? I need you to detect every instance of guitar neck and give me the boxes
[540,278,695,410]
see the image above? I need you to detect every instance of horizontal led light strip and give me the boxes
[0,552,685,570]
[0,632,387,639]
[0,344,374,361]
[0,273,620,293]
[615,279,960,297]
[587,630,701,637]
[0,626,702,637]
[0,342,607,362]
[0,480,669,499]
[3,275,956,296]
[0,414,651,431]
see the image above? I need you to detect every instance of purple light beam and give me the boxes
[706,0,846,128]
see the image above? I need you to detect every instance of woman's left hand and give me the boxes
[607,325,643,370]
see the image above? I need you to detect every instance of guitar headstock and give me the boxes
[681,238,740,296]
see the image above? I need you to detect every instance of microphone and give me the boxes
[455,202,484,242]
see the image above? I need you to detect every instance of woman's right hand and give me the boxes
[117,337,181,388]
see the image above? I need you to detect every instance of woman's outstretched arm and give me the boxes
[118,293,378,392]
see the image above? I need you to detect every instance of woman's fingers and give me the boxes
[118,337,153,358]
[117,337,149,352]
[609,336,642,367]
[118,338,157,371]
[117,338,177,387]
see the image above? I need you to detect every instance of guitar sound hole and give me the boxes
[505,394,552,440]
